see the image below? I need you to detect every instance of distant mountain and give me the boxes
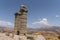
[0,26,14,33]
[27,26,60,35]
[39,26,60,35]
[0,26,60,35]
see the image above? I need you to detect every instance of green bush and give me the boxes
[27,37,34,40]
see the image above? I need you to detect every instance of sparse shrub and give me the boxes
[58,36,60,39]
[6,32,10,36]
[27,37,34,40]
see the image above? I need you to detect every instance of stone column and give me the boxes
[14,5,28,35]
[20,12,27,35]
[14,13,21,35]
[19,5,28,35]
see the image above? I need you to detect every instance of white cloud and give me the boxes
[56,15,59,17]
[32,18,49,25]
[0,20,14,27]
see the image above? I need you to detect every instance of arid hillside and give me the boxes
[0,26,60,35]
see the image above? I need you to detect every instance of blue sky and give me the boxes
[0,0,60,28]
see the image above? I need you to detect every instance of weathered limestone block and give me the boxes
[19,35,27,40]
[14,35,20,40]
[33,35,46,40]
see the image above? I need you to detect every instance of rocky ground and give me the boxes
[0,33,46,40]
[0,33,13,40]
[0,33,27,40]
